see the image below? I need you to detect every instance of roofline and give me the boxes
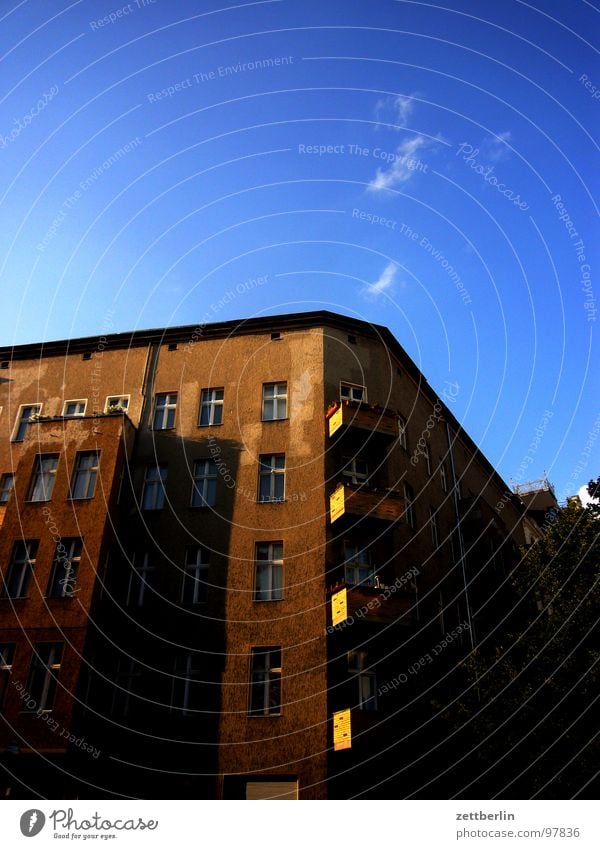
[0,308,518,507]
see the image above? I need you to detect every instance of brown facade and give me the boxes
[0,311,527,799]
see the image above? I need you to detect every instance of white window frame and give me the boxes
[170,653,203,716]
[340,382,366,403]
[126,552,154,607]
[199,388,224,427]
[141,464,168,510]
[249,646,282,716]
[25,643,62,713]
[440,463,448,492]
[262,382,288,421]
[342,456,369,485]
[152,392,177,430]
[47,538,82,598]
[0,473,15,504]
[62,399,87,417]
[430,506,439,548]
[423,444,431,475]
[26,454,59,502]
[2,540,37,598]
[0,643,15,710]
[348,650,377,711]
[343,541,374,587]
[11,404,42,442]
[70,451,100,500]
[105,395,130,413]
[398,415,408,450]
[404,482,415,529]
[191,460,217,507]
[258,454,285,502]
[254,542,283,601]
[182,546,209,604]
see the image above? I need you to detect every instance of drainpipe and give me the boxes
[446,421,475,651]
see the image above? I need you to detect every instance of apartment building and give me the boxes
[0,311,526,799]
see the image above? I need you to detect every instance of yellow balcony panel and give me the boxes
[329,483,404,524]
[327,401,399,439]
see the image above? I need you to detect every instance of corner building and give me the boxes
[0,311,526,799]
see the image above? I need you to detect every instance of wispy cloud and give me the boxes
[363,261,398,297]
[368,135,429,191]
[374,93,417,128]
[482,130,512,162]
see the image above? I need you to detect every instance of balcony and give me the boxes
[329,482,404,524]
[327,401,399,440]
[329,584,411,628]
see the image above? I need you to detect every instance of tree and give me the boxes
[440,479,599,798]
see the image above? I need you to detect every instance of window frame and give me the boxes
[62,399,87,418]
[26,453,59,503]
[24,642,63,713]
[47,538,83,598]
[126,552,154,607]
[429,506,439,549]
[340,382,366,403]
[341,456,369,486]
[105,395,130,413]
[0,643,16,711]
[249,646,282,717]
[170,653,204,716]
[398,415,408,450]
[152,392,177,430]
[141,463,168,511]
[423,444,431,476]
[258,454,285,503]
[182,546,210,604]
[404,482,416,529]
[262,382,288,421]
[348,650,377,711]
[2,540,38,598]
[254,542,284,601]
[198,388,224,427]
[11,404,42,442]
[0,473,15,505]
[440,463,448,492]
[191,459,217,507]
[343,541,374,587]
[70,450,100,500]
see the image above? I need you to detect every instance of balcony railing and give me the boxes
[327,401,399,440]
[329,482,404,524]
[329,583,411,628]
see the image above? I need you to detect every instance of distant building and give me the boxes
[0,311,528,799]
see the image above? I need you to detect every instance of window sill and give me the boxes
[261,417,289,423]
[248,713,282,718]
[198,423,223,428]
[253,597,284,603]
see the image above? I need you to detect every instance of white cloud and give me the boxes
[364,261,397,297]
[483,130,512,162]
[393,94,415,125]
[374,93,416,128]
[577,484,593,507]
[368,135,429,191]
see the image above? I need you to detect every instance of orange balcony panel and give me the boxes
[329,483,404,524]
[327,402,399,439]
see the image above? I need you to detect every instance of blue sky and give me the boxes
[0,0,598,500]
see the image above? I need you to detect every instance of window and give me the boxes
[2,540,38,598]
[12,404,41,442]
[47,538,82,598]
[171,653,203,716]
[105,395,130,413]
[25,643,62,712]
[340,382,366,403]
[348,651,377,711]
[191,460,217,507]
[254,542,283,601]
[429,506,439,549]
[262,383,287,421]
[343,542,374,587]
[398,415,408,450]
[0,474,14,504]
[249,647,281,716]
[342,456,369,485]
[62,399,86,417]
[127,552,154,607]
[182,546,209,604]
[0,644,15,711]
[440,463,448,492]
[258,455,285,502]
[112,658,140,716]
[27,454,59,502]
[142,464,168,510]
[70,451,99,499]
[423,445,431,475]
[404,482,415,528]
[199,388,224,426]
[152,392,177,430]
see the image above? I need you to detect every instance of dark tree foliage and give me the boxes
[439,478,599,799]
